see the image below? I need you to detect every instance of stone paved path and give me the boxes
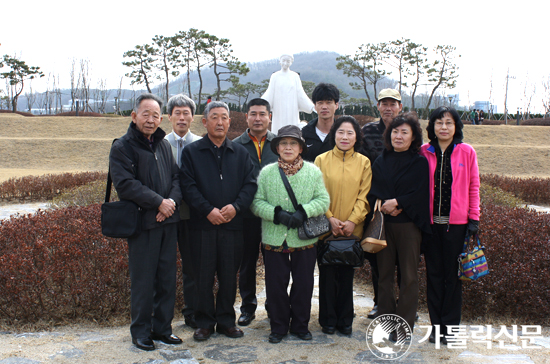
[1,272,549,363]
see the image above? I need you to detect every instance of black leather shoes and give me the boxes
[290,331,312,340]
[368,305,379,319]
[184,314,198,328]
[429,328,448,344]
[193,328,213,341]
[132,337,155,351]
[151,332,182,345]
[216,326,244,338]
[238,312,255,326]
[269,332,286,343]
[337,326,352,335]
[322,326,336,334]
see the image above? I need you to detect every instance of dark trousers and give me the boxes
[264,247,316,335]
[318,264,355,328]
[377,222,422,331]
[128,223,177,339]
[177,220,197,316]
[239,218,262,314]
[425,224,467,332]
[365,252,379,305]
[190,229,243,330]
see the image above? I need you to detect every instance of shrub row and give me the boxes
[0,205,130,325]
[0,172,107,202]
[479,182,527,208]
[51,180,116,208]
[460,203,550,324]
[479,118,550,126]
[0,110,34,117]
[54,111,105,117]
[480,174,550,205]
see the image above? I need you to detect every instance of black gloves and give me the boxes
[288,206,307,229]
[274,205,307,229]
[277,210,293,227]
[467,219,479,237]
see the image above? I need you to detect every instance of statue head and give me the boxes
[279,54,294,71]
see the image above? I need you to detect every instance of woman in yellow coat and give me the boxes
[314,116,372,335]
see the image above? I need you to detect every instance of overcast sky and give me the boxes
[2,0,547,113]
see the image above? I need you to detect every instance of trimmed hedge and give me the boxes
[0,172,107,203]
[0,205,130,326]
[481,174,550,205]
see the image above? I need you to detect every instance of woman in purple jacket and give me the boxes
[420,106,480,345]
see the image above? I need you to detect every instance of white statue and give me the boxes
[261,54,315,134]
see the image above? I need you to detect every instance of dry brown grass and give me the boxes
[0,113,549,181]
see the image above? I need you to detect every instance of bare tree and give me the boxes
[114,77,124,115]
[25,83,36,112]
[521,76,536,119]
[542,76,550,117]
[95,78,110,114]
[79,59,92,112]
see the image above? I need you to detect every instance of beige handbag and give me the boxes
[361,199,387,253]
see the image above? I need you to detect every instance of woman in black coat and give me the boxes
[368,112,431,341]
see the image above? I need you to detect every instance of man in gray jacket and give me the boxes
[109,93,182,351]
[165,94,201,329]
[232,98,278,326]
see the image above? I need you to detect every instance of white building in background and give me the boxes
[474,101,497,113]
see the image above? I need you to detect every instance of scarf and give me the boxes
[278,155,304,176]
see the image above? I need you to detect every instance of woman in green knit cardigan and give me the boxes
[251,125,330,344]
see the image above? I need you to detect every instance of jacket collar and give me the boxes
[129,122,166,147]
[239,129,276,143]
[331,145,355,159]
[199,135,234,151]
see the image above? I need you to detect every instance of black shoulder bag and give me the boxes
[278,167,330,240]
[101,139,142,238]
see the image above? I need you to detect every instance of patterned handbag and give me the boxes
[278,167,331,240]
[458,234,489,281]
[360,199,387,253]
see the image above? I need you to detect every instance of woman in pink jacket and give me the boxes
[420,106,480,345]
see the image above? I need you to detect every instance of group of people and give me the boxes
[470,108,484,125]
[109,81,480,351]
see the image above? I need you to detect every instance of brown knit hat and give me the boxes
[270,125,308,156]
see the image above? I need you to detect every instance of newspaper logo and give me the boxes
[366,314,412,360]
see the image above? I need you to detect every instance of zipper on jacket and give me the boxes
[437,149,444,218]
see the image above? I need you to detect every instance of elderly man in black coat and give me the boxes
[180,101,257,341]
[109,93,182,351]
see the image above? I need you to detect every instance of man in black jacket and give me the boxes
[232,98,278,327]
[180,101,257,341]
[109,93,182,351]
[301,83,340,161]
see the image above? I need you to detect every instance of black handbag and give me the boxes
[101,139,142,239]
[318,235,363,267]
[278,167,330,240]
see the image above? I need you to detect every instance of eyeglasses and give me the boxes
[435,121,455,127]
[279,140,300,147]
